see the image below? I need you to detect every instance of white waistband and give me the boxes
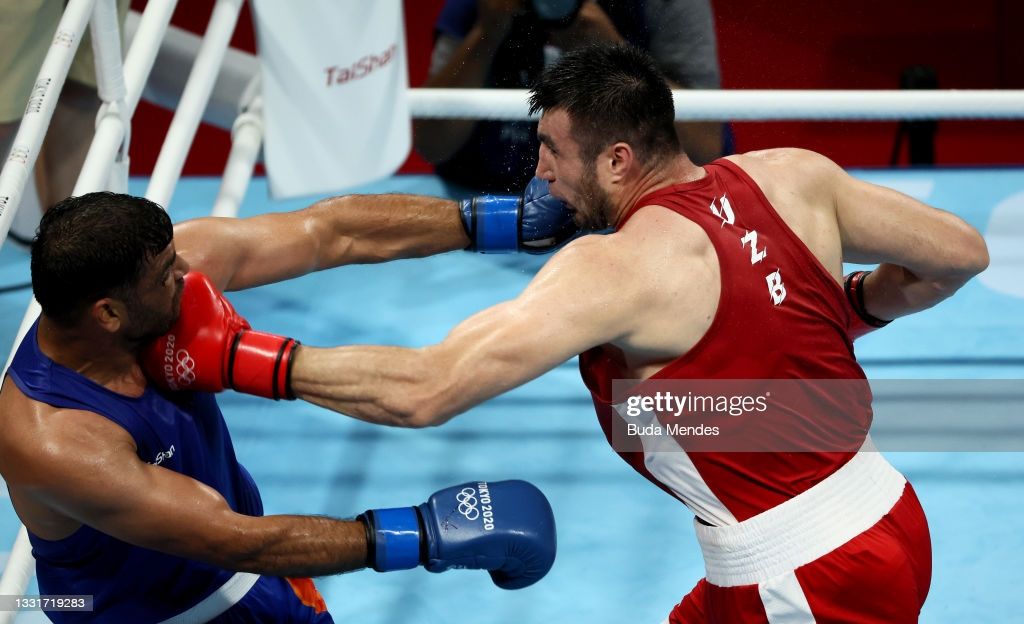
[694,449,907,587]
[157,571,261,624]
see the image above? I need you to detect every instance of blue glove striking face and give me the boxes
[360,479,557,590]
[461,177,581,254]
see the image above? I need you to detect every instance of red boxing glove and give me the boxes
[141,272,299,400]
[844,271,892,340]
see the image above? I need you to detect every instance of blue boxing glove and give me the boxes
[461,177,579,254]
[359,480,556,589]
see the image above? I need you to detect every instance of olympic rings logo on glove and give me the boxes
[175,350,197,385]
[456,487,480,521]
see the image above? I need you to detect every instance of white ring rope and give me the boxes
[409,88,1024,121]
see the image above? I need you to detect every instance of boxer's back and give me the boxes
[591,149,854,382]
[579,152,868,523]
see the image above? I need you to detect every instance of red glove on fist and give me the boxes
[141,272,299,400]
[844,270,892,340]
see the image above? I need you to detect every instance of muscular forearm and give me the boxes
[287,303,555,427]
[860,262,974,321]
[290,345,451,428]
[214,514,368,578]
[310,193,470,266]
[859,218,988,322]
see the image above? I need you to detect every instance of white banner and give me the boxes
[251,0,410,199]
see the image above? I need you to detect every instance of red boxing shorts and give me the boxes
[667,451,932,623]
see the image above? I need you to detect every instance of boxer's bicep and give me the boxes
[424,239,638,418]
[290,238,636,427]
[173,213,323,291]
[829,161,988,279]
[22,410,247,566]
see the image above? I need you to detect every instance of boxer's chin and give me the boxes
[125,305,178,344]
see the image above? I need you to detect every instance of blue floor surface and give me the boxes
[0,170,1022,623]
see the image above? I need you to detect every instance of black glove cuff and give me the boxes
[459,199,477,251]
[356,513,377,570]
[283,340,300,401]
[844,271,892,328]
[415,506,428,566]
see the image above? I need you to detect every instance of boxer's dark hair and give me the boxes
[32,192,173,325]
[529,43,680,166]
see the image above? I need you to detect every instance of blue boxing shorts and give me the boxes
[209,576,334,623]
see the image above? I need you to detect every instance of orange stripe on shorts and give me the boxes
[286,577,328,614]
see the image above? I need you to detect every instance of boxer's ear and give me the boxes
[91,297,127,334]
[605,142,634,183]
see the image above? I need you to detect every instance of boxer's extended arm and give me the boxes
[6,405,555,586]
[174,194,469,292]
[174,183,576,292]
[8,408,369,577]
[290,235,638,426]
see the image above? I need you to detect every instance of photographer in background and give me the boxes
[413,0,725,195]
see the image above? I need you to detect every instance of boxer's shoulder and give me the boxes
[548,229,636,276]
[619,204,714,259]
[728,147,831,167]
[724,149,845,224]
[727,148,844,195]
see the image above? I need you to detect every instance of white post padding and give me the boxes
[123,0,180,114]
[125,11,259,133]
[0,0,98,252]
[213,78,264,218]
[146,0,244,209]
[77,0,179,198]
[90,0,131,194]
[90,0,126,104]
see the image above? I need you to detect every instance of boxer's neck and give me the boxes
[609,155,706,228]
[37,316,147,395]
